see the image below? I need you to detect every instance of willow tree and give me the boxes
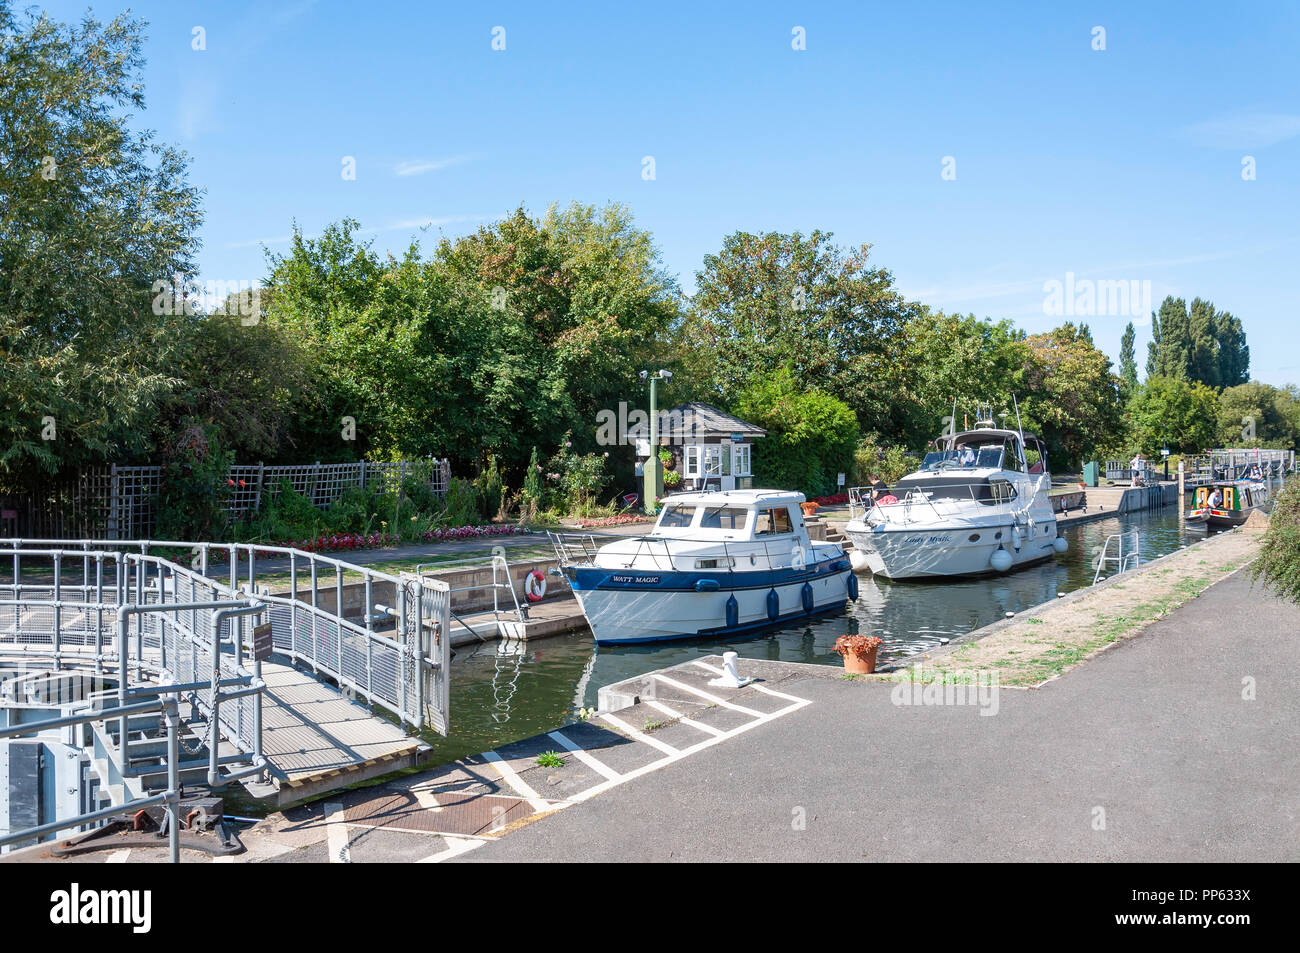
[0,5,200,488]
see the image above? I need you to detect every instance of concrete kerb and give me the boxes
[883,525,1250,674]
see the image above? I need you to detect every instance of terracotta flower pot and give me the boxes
[801,502,819,517]
[842,645,879,674]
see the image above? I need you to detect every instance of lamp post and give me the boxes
[641,369,671,514]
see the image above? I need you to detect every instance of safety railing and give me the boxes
[0,546,268,781]
[2,538,450,735]
[1,695,186,863]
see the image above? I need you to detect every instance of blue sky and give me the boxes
[42,0,1300,386]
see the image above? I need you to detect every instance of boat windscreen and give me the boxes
[894,476,995,501]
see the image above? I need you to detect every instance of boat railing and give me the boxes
[850,476,1048,526]
[556,531,843,574]
[548,532,600,567]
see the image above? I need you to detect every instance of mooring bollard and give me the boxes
[709,651,753,688]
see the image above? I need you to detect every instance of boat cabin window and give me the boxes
[656,504,697,529]
[754,507,793,535]
[700,506,748,531]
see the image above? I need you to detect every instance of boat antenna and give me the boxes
[1011,393,1025,441]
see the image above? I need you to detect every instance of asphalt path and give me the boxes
[456,569,1299,862]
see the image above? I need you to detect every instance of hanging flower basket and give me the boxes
[833,634,883,674]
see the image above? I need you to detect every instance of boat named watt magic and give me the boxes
[550,489,857,644]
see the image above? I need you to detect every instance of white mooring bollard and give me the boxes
[709,651,753,689]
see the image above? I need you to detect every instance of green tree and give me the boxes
[0,6,201,488]
[1187,297,1220,388]
[683,230,917,434]
[1147,297,1191,380]
[1217,382,1299,449]
[1215,312,1249,387]
[1125,375,1218,455]
[892,310,1029,448]
[1020,323,1123,470]
[731,367,858,497]
[1119,322,1138,390]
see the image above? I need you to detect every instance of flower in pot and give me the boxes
[800,501,819,517]
[833,634,883,674]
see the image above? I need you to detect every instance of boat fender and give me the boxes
[847,572,859,601]
[523,569,547,602]
[1010,525,1022,551]
[989,548,1013,573]
[694,578,721,592]
[848,549,872,573]
[1052,536,1068,554]
[767,587,780,620]
[725,594,739,629]
[801,582,814,614]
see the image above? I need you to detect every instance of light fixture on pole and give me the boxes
[642,370,670,514]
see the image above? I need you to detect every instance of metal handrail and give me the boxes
[2,538,449,733]
[1093,531,1140,584]
[0,695,185,862]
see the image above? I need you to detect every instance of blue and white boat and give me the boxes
[550,490,857,645]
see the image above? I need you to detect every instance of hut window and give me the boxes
[684,446,700,478]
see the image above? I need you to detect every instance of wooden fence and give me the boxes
[0,458,451,540]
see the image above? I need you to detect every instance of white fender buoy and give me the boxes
[990,548,1013,573]
[1053,536,1068,554]
[1010,525,1022,551]
[848,550,872,573]
[709,651,753,689]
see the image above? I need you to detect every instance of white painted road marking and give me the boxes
[547,730,623,781]
[482,749,554,813]
[324,801,351,863]
[643,698,726,737]
[415,672,815,863]
[598,711,681,755]
[653,673,765,717]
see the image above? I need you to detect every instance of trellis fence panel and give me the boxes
[1,458,451,540]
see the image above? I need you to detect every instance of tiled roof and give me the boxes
[625,402,767,439]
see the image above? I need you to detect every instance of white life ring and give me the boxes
[524,569,547,602]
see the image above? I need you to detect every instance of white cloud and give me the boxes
[1186,111,1300,149]
[393,154,481,176]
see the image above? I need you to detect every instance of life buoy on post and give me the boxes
[524,569,547,602]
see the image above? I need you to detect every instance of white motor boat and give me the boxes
[843,417,1068,580]
[550,489,857,645]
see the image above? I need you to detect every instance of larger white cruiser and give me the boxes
[844,419,1068,580]
[551,489,856,644]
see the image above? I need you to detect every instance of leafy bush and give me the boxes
[852,435,918,486]
[153,424,234,541]
[474,455,504,520]
[545,438,611,517]
[440,477,481,528]
[401,475,438,515]
[732,367,858,497]
[1252,477,1300,604]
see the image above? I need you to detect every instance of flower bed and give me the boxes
[573,513,653,528]
[264,524,528,555]
[813,492,850,506]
